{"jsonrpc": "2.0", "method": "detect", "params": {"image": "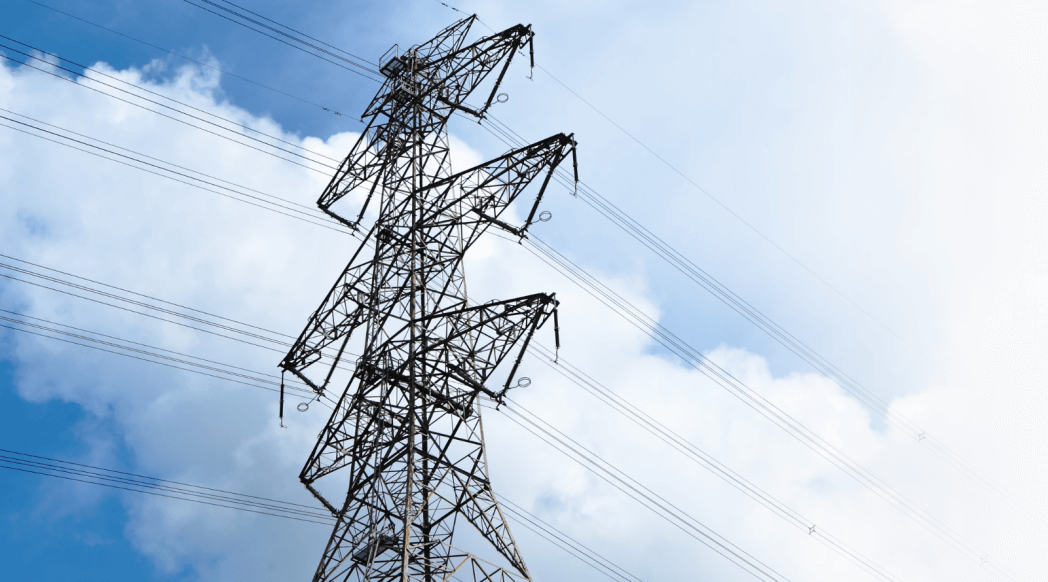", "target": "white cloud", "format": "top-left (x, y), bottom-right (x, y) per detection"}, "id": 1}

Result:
top-left (1, 2), bottom-right (1046, 581)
